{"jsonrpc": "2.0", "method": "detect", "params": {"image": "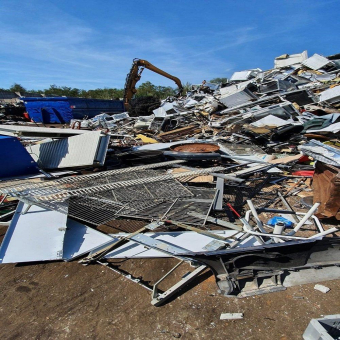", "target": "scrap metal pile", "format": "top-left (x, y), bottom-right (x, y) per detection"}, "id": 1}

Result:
top-left (0, 50), bottom-right (339, 306)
